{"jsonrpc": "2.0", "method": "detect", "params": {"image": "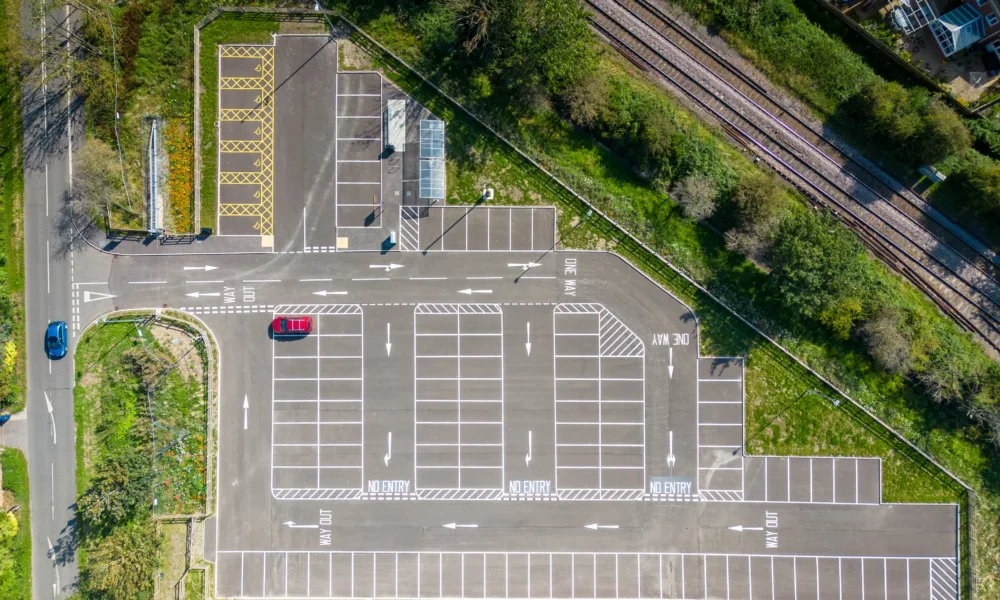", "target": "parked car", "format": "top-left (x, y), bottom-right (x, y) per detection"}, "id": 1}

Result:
top-left (46, 321), bottom-right (68, 358)
top-left (272, 315), bottom-right (313, 336)
top-left (0, 414), bottom-right (10, 426)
